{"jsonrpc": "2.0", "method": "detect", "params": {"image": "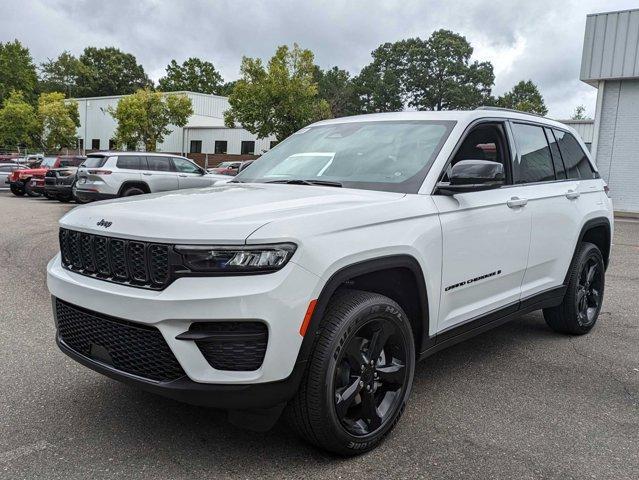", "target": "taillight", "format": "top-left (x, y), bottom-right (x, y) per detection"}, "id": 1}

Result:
top-left (604, 184), bottom-right (611, 198)
top-left (87, 170), bottom-right (112, 175)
